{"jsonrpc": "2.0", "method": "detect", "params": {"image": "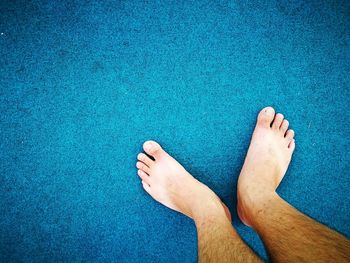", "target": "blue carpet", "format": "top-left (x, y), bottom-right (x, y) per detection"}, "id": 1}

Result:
top-left (1, 0), bottom-right (349, 262)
